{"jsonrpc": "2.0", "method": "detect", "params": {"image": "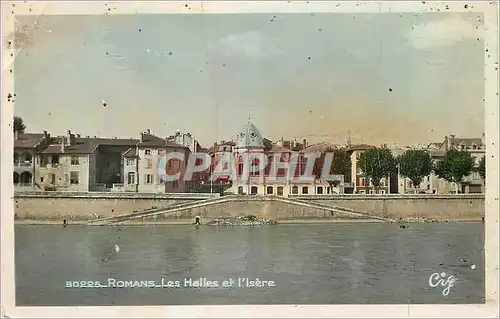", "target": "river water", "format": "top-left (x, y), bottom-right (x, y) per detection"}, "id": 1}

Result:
top-left (15, 222), bottom-right (484, 306)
